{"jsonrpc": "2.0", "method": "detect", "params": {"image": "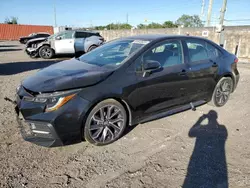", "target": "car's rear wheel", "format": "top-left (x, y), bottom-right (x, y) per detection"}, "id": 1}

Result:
top-left (209, 77), bottom-right (233, 107)
top-left (87, 45), bottom-right (97, 52)
top-left (39, 46), bottom-right (54, 59)
top-left (84, 99), bottom-right (127, 146)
